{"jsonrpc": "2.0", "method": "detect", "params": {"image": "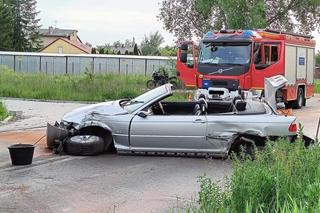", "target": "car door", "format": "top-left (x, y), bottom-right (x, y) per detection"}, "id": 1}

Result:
top-left (204, 115), bottom-right (237, 154)
top-left (129, 114), bottom-right (207, 151)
